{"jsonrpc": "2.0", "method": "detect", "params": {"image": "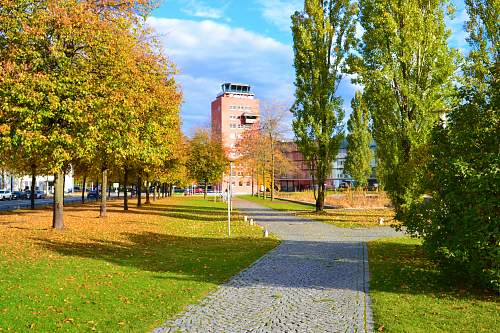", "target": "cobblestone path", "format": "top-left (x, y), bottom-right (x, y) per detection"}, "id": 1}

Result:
top-left (154, 198), bottom-right (401, 333)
